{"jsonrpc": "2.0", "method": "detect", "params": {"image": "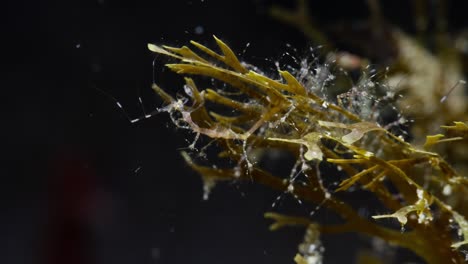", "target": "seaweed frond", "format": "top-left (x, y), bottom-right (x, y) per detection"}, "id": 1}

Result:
top-left (149, 36), bottom-right (467, 263)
